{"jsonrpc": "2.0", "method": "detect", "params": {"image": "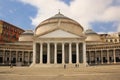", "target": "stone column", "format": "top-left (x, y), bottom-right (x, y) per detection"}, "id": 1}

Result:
top-left (76, 43), bottom-right (79, 64)
top-left (32, 42), bottom-right (36, 64)
top-left (113, 49), bottom-right (116, 64)
top-left (2, 50), bottom-right (5, 64)
top-left (101, 50), bottom-right (103, 64)
top-left (54, 43), bottom-right (57, 64)
top-left (47, 43), bottom-right (50, 64)
top-left (22, 51), bottom-right (24, 65)
top-left (89, 51), bottom-right (91, 64)
top-left (28, 51), bottom-right (30, 65)
top-left (107, 49), bottom-right (110, 64)
top-left (69, 43), bottom-right (72, 64)
top-left (83, 42), bottom-right (87, 65)
top-left (9, 50), bottom-right (11, 64)
top-left (40, 43), bottom-right (43, 64)
top-left (16, 51), bottom-right (18, 64)
top-left (95, 50), bottom-right (97, 64)
top-left (62, 43), bottom-right (65, 64)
